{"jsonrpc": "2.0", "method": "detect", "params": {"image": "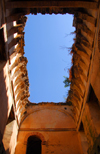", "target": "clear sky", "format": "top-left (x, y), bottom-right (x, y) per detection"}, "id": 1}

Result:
top-left (24, 13), bottom-right (75, 103)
